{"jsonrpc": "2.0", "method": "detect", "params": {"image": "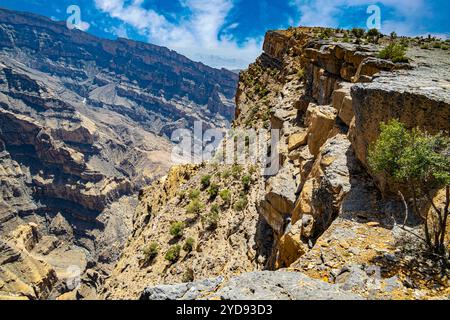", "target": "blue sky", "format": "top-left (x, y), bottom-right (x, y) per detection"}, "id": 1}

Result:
top-left (1, 0), bottom-right (449, 69)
